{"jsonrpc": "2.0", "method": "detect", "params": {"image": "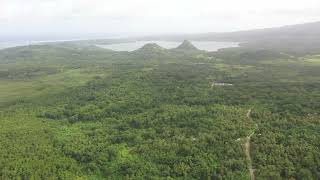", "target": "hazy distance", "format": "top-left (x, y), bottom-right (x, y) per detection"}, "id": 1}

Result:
top-left (1, 0), bottom-right (320, 40)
